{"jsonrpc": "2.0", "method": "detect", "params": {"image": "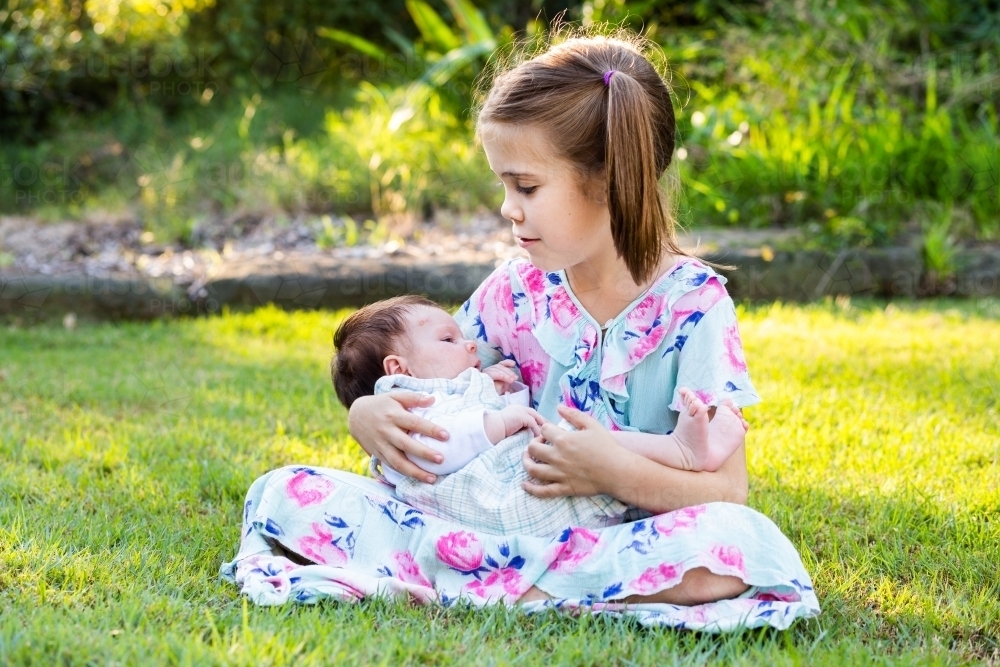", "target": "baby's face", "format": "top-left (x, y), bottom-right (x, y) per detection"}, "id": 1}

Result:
top-left (396, 305), bottom-right (481, 380)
